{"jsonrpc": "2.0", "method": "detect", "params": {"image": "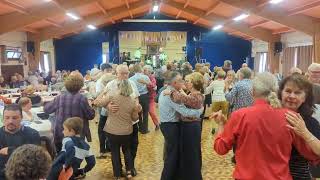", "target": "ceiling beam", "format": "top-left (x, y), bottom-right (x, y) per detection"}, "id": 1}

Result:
top-left (272, 27), bottom-right (294, 34)
top-left (193, 17), bottom-right (201, 24)
top-left (250, 20), bottom-right (269, 28)
top-left (219, 0), bottom-right (316, 36)
top-left (257, 0), bottom-right (269, 8)
top-left (205, 1), bottom-right (220, 16)
top-left (194, 1), bottom-right (220, 24)
top-left (164, 0), bottom-right (279, 42)
top-left (123, 0), bottom-right (134, 18)
top-left (45, 19), bottom-right (62, 28)
top-left (37, 0), bottom-right (151, 41)
top-left (0, 0), bottom-right (101, 35)
top-left (288, 1), bottom-right (320, 16)
top-left (184, 0), bottom-right (192, 8)
top-left (0, 0), bottom-right (29, 14)
top-left (176, 10), bottom-right (182, 19)
top-left (23, 27), bottom-right (39, 34)
top-left (95, 1), bottom-right (107, 15)
top-left (95, 1), bottom-right (115, 24)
